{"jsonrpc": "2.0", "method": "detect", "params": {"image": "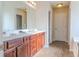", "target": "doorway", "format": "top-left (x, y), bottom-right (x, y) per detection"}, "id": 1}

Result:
top-left (53, 6), bottom-right (69, 42)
